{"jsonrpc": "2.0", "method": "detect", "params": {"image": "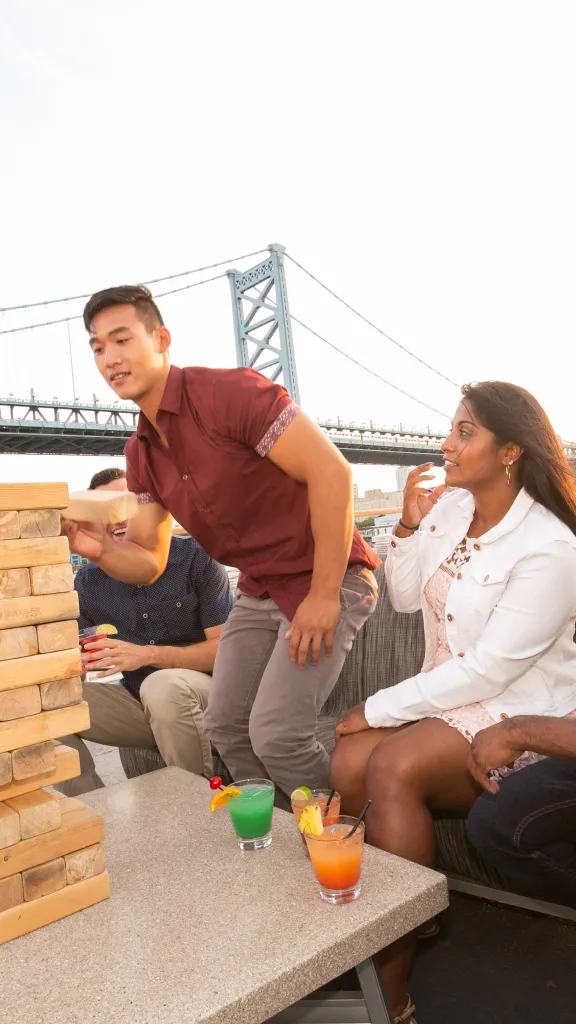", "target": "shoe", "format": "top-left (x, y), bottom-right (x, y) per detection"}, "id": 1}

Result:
top-left (416, 916), bottom-right (440, 940)
top-left (394, 996), bottom-right (416, 1023)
